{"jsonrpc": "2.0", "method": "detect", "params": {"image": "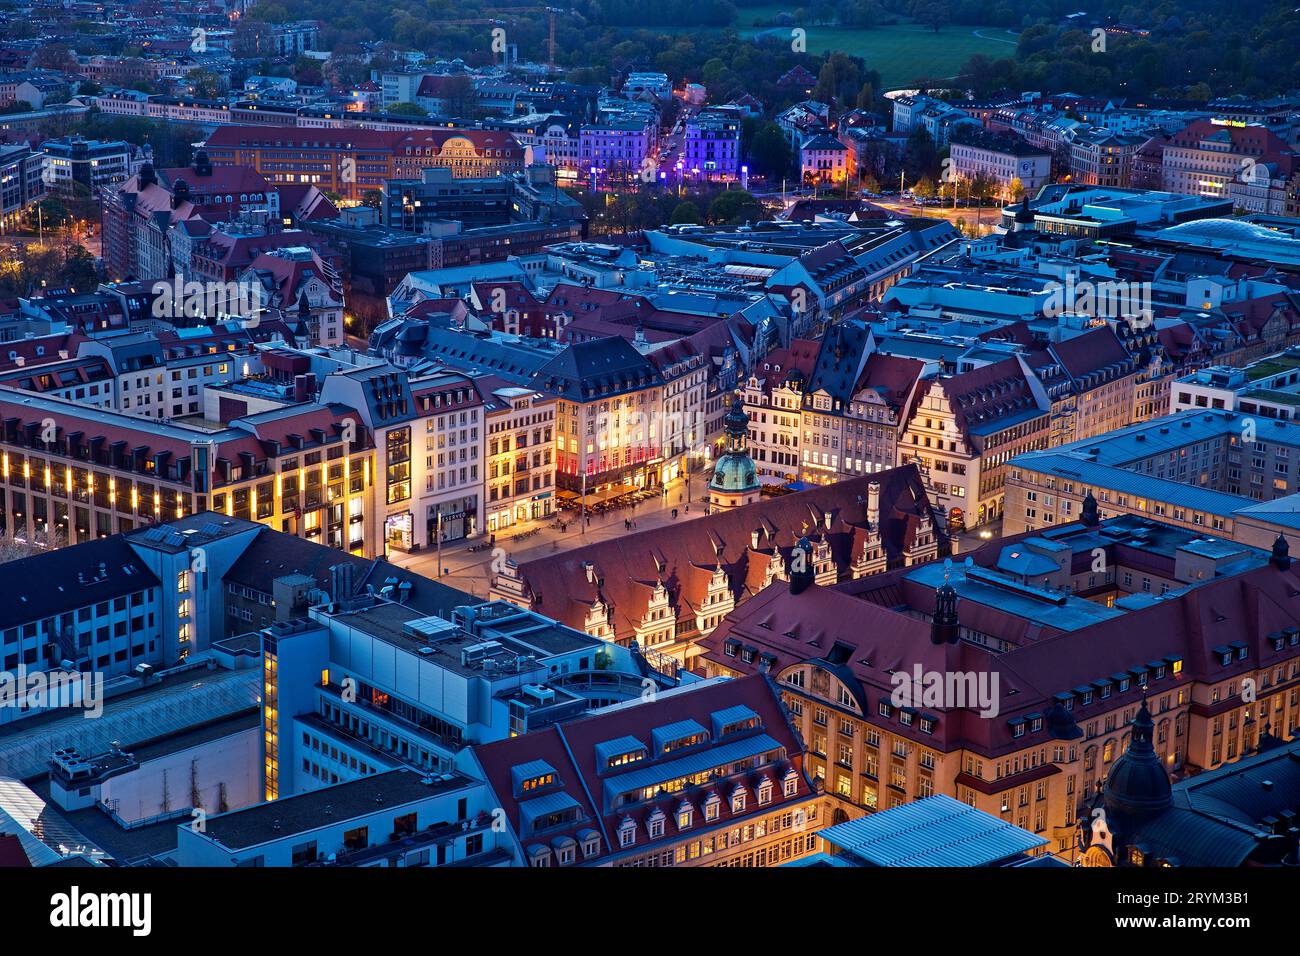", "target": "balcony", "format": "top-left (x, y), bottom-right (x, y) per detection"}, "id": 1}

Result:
top-left (309, 813), bottom-right (496, 867)
top-left (320, 681), bottom-right (464, 753)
